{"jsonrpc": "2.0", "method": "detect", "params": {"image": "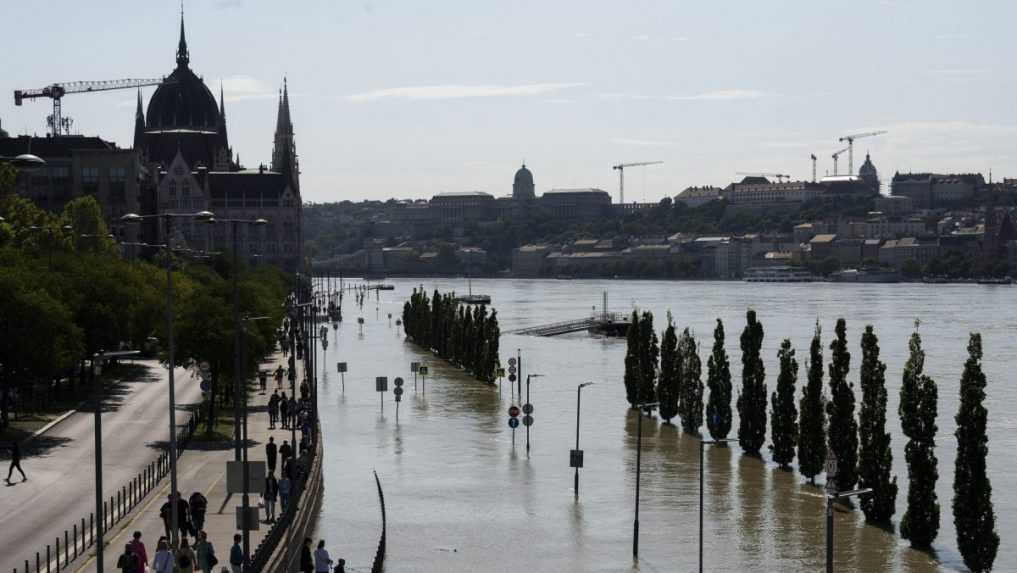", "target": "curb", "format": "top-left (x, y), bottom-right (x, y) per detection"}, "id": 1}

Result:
top-left (26, 402), bottom-right (85, 442)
